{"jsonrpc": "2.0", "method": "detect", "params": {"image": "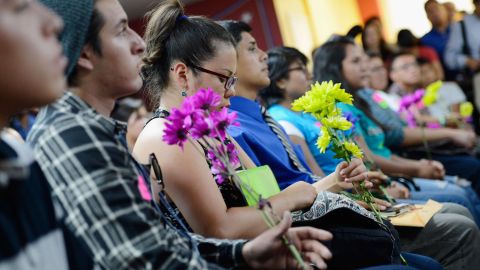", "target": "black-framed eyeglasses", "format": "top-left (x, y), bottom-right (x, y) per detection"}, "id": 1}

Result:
top-left (288, 66), bottom-right (308, 74)
top-left (190, 64), bottom-right (238, 93)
